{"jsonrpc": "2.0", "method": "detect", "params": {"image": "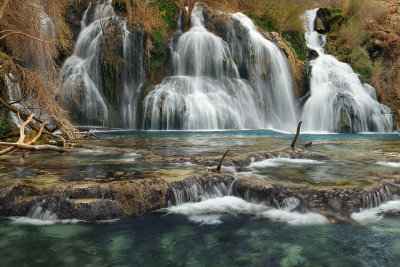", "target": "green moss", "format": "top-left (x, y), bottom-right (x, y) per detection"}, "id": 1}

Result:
top-left (349, 47), bottom-right (373, 83)
top-left (152, 30), bottom-right (165, 54)
top-left (153, 0), bottom-right (178, 32)
top-left (329, 13), bottom-right (343, 31)
top-left (282, 31), bottom-right (307, 61)
top-left (246, 12), bottom-right (279, 33)
top-left (150, 52), bottom-right (167, 70)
